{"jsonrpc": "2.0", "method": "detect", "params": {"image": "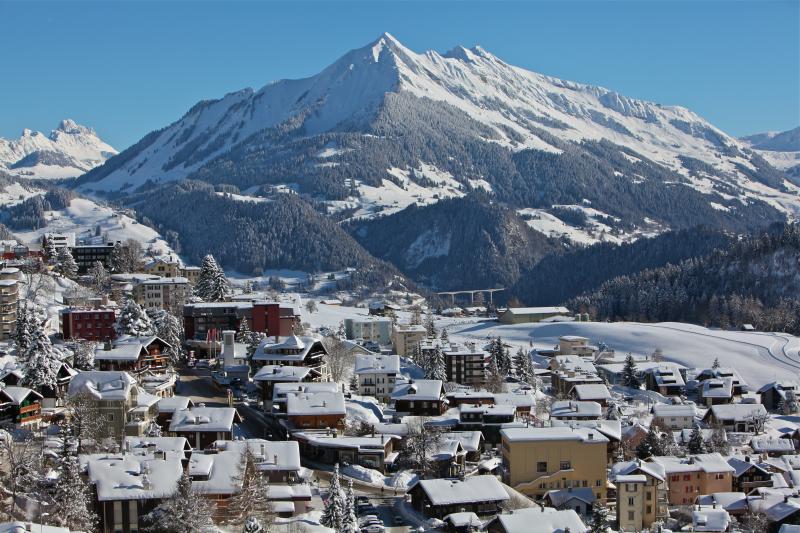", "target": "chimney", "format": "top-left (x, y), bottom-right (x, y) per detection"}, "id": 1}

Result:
top-left (274, 454), bottom-right (278, 465)
top-left (260, 444), bottom-right (265, 458)
top-left (104, 339), bottom-right (113, 351)
top-left (222, 330), bottom-right (236, 365)
top-left (142, 472), bottom-right (152, 490)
